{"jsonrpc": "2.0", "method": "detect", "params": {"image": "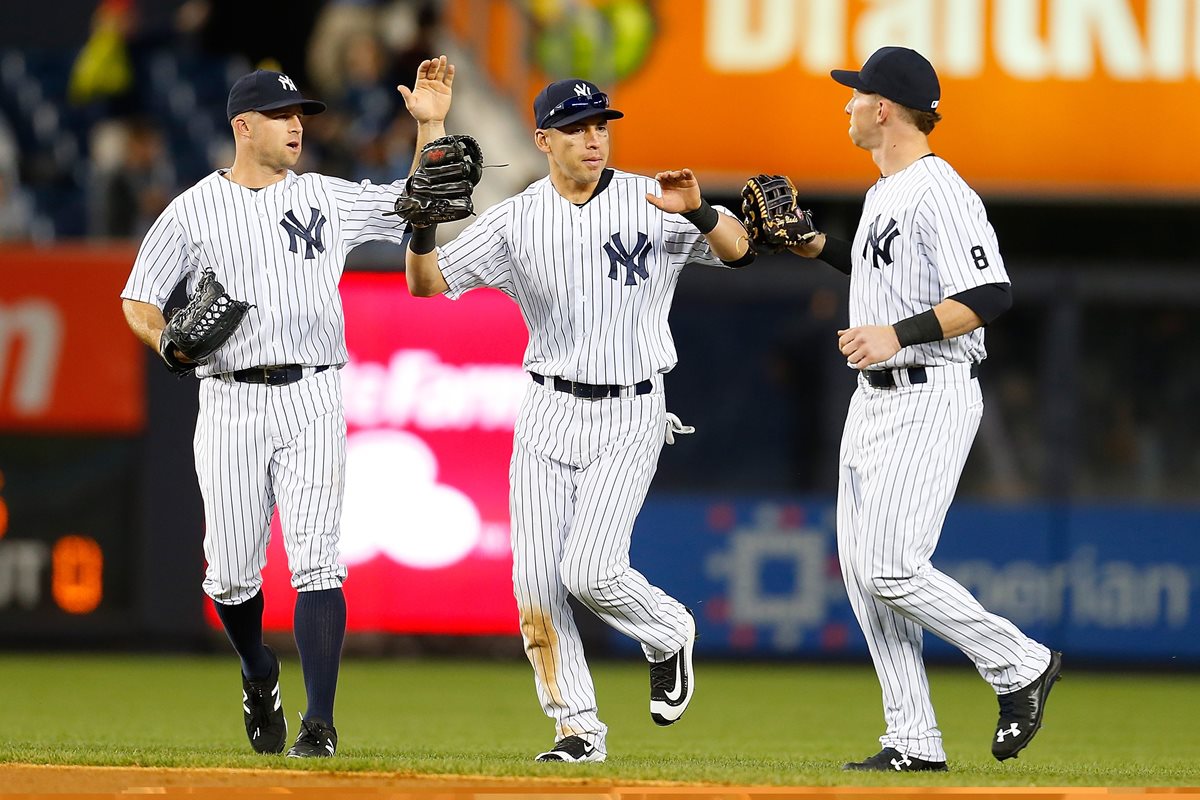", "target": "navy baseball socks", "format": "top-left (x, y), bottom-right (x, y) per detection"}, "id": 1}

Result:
top-left (288, 587), bottom-right (346, 757)
top-left (213, 591), bottom-right (275, 680)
